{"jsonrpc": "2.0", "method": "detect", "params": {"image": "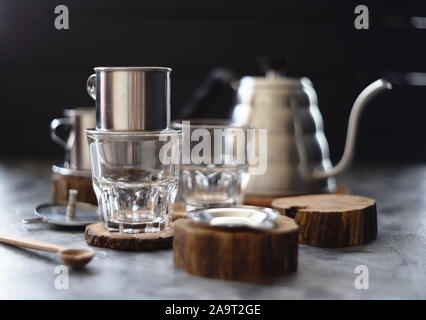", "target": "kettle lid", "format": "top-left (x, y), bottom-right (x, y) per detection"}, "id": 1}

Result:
top-left (243, 55), bottom-right (310, 89)
top-left (239, 74), bottom-right (308, 89)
